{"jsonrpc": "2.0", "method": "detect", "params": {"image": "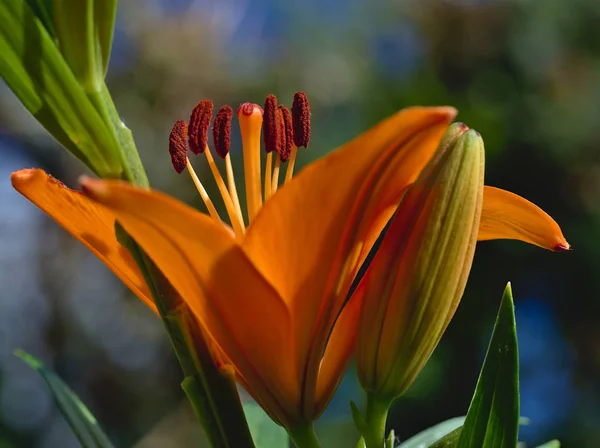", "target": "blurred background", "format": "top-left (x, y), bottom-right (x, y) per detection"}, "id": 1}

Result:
top-left (0, 0), bottom-right (597, 446)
